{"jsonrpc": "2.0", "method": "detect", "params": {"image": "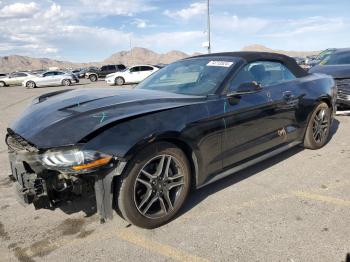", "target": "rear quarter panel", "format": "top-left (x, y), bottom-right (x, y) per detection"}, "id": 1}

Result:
top-left (295, 73), bottom-right (336, 132)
